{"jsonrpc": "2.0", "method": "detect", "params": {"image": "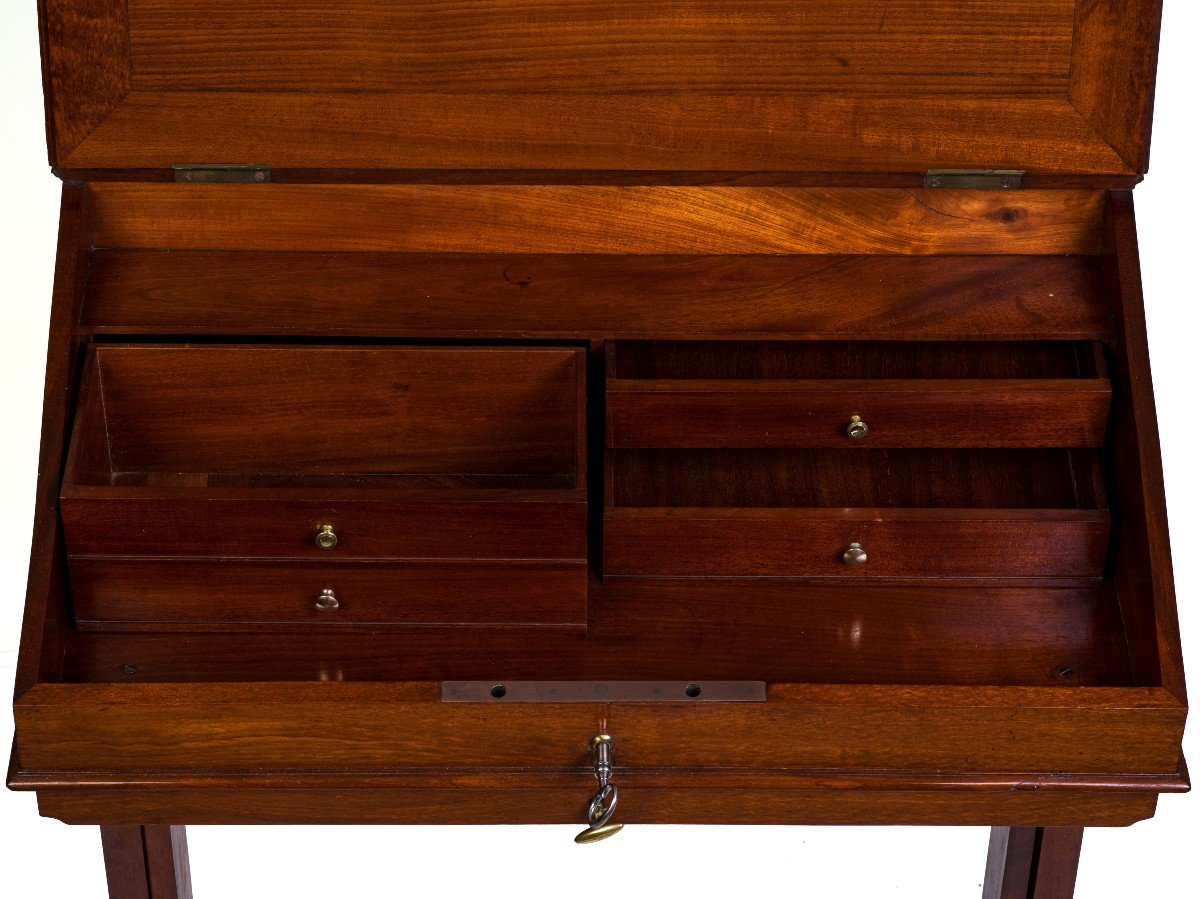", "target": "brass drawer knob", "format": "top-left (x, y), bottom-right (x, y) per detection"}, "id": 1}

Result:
top-left (842, 542), bottom-right (868, 566)
top-left (315, 524), bottom-right (338, 549)
top-left (314, 588), bottom-right (339, 611)
top-left (846, 415), bottom-right (869, 439)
